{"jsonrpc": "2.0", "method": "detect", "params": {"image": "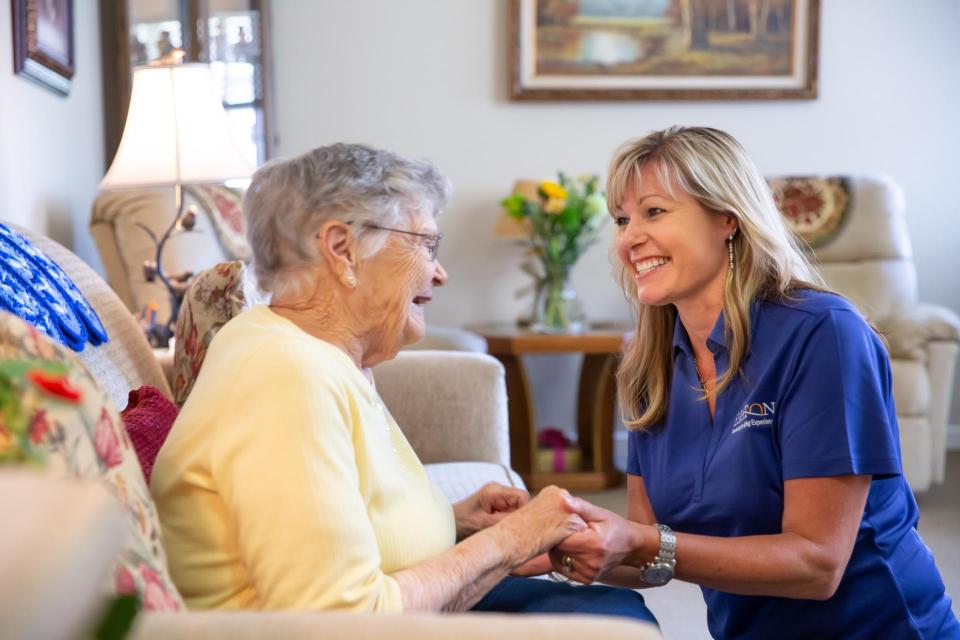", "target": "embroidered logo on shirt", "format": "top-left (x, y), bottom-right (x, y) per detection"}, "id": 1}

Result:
top-left (731, 402), bottom-right (776, 434)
